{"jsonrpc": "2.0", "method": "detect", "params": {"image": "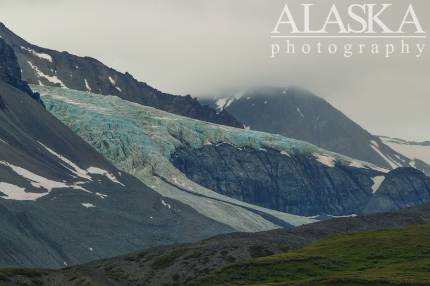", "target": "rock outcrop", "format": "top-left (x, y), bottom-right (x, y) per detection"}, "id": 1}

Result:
top-left (172, 144), bottom-right (430, 216)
